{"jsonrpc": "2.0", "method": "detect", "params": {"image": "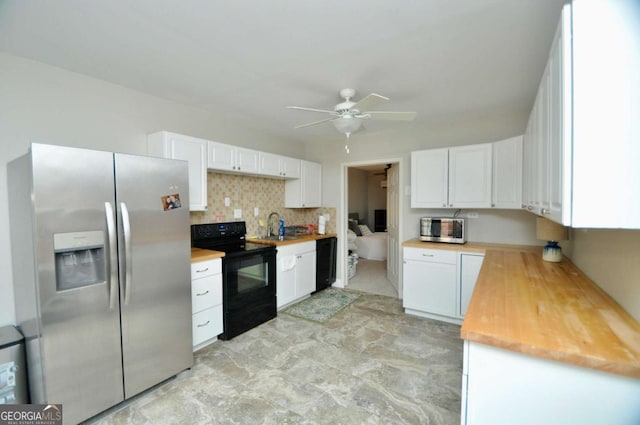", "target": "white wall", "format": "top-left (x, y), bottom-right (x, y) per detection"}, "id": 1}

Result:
top-left (347, 168), bottom-right (368, 223)
top-left (367, 174), bottom-right (387, 230)
top-left (564, 230), bottom-right (640, 322)
top-left (0, 53), bottom-right (304, 327)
